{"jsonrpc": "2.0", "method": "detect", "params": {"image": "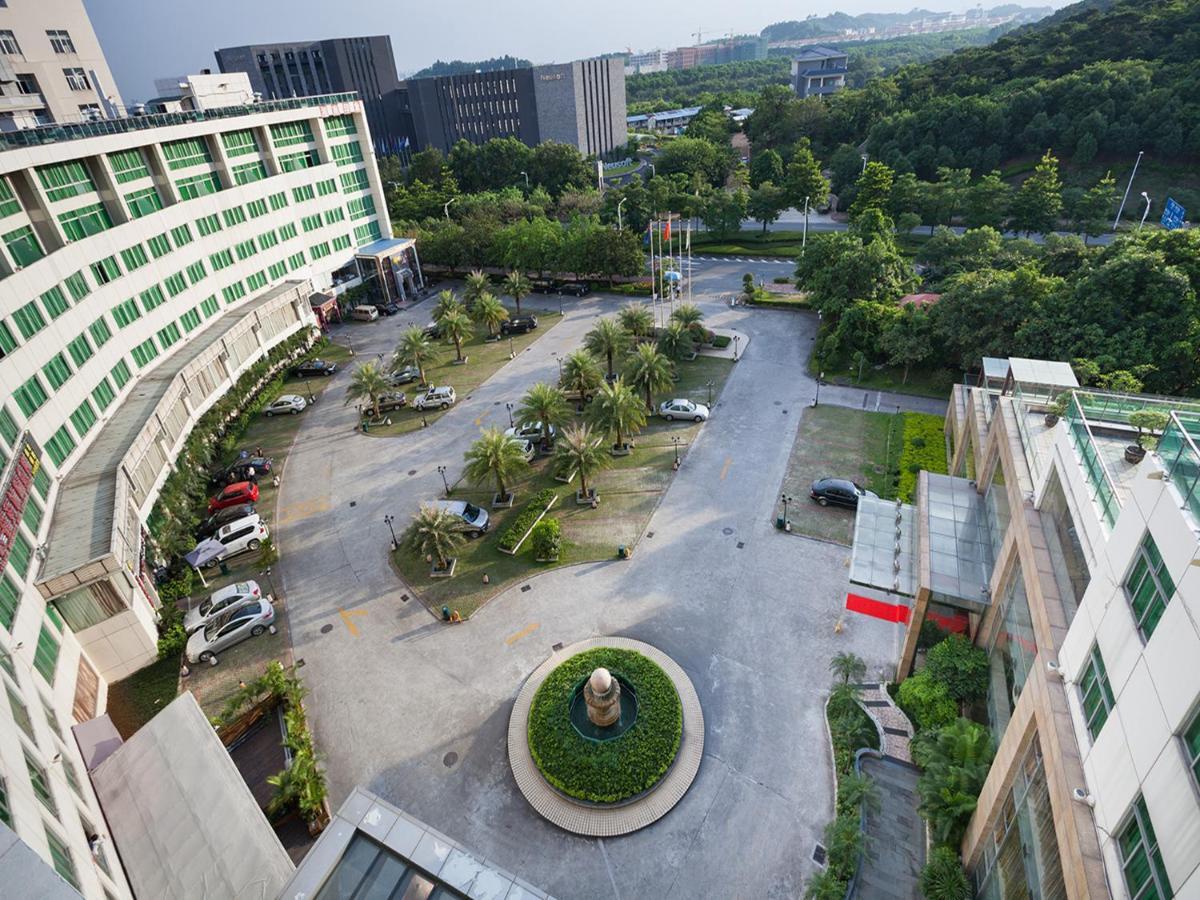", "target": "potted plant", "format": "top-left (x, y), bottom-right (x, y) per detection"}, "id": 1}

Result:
top-left (1125, 410), bottom-right (1170, 464)
top-left (1044, 394), bottom-right (1070, 428)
